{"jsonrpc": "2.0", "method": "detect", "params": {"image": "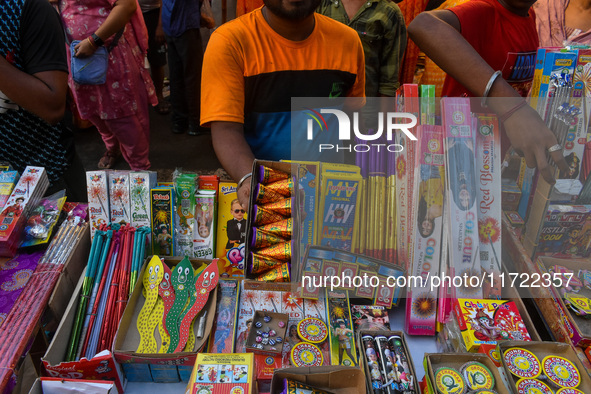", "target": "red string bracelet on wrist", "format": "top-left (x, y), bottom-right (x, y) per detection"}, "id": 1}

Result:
top-left (498, 100), bottom-right (528, 124)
